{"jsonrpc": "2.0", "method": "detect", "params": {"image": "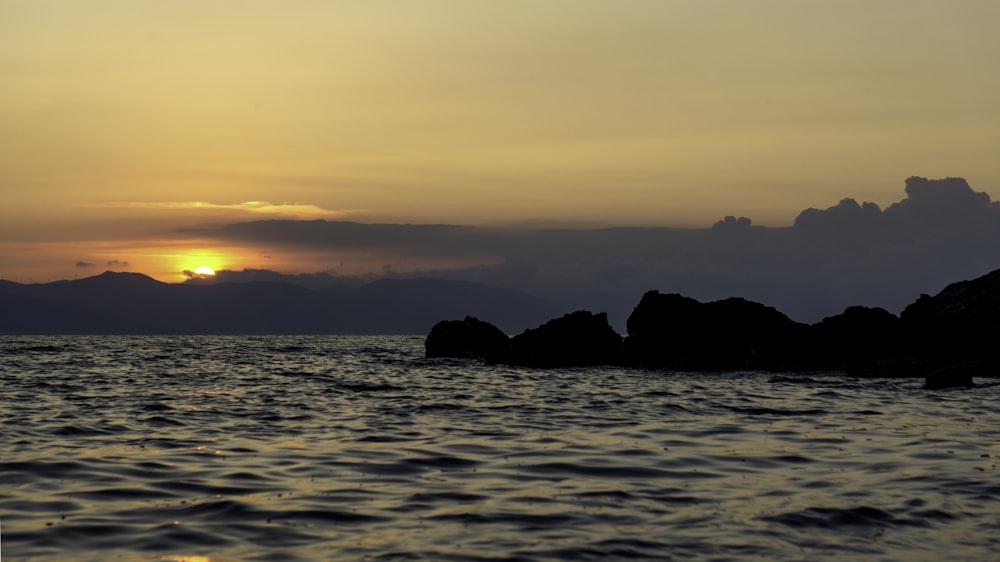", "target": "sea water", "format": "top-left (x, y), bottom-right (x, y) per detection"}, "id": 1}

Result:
top-left (1, 335), bottom-right (997, 561)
